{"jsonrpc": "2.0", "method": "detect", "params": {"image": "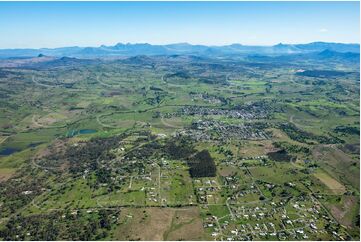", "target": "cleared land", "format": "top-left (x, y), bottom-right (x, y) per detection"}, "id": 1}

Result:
top-left (0, 51), bottom-right (359, 240)
top-left (313, 170), bottom-right (346, 195)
